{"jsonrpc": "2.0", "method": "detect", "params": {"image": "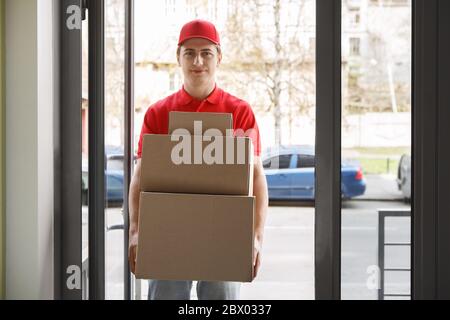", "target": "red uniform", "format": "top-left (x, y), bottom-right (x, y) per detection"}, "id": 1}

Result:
top-left (137, 85), bottom-right (261, 158)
